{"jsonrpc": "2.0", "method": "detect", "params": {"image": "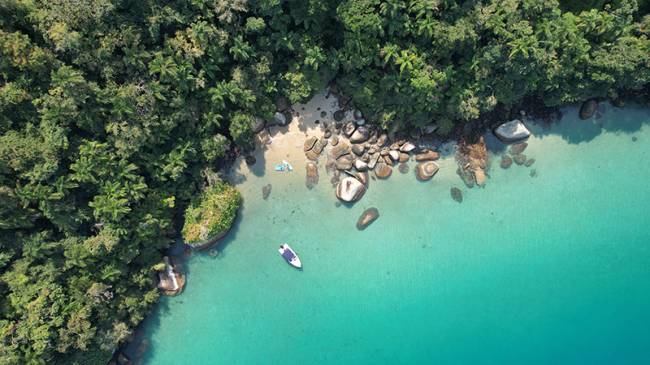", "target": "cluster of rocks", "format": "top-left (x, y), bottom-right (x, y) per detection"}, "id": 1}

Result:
top-left (500, 142), bottom-right (536, 170)
top-left (302, 111), bottom-right (442, 203)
